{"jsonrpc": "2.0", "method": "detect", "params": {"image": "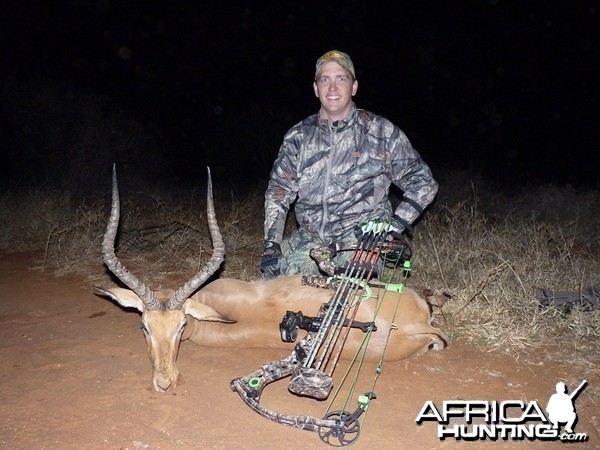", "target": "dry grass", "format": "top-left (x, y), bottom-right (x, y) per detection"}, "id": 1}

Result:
top-left (1, 175), bottom-right (598, 376)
